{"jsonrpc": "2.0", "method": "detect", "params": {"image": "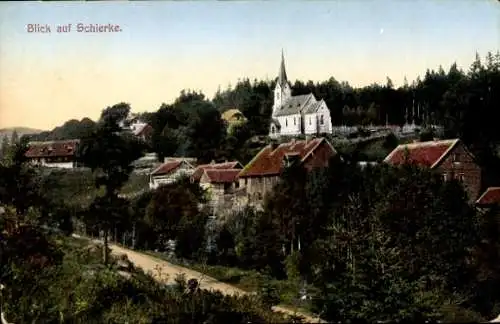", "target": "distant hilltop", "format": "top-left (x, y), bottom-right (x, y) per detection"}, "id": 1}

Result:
top-left (0, 127), bottom-right (45, 140)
